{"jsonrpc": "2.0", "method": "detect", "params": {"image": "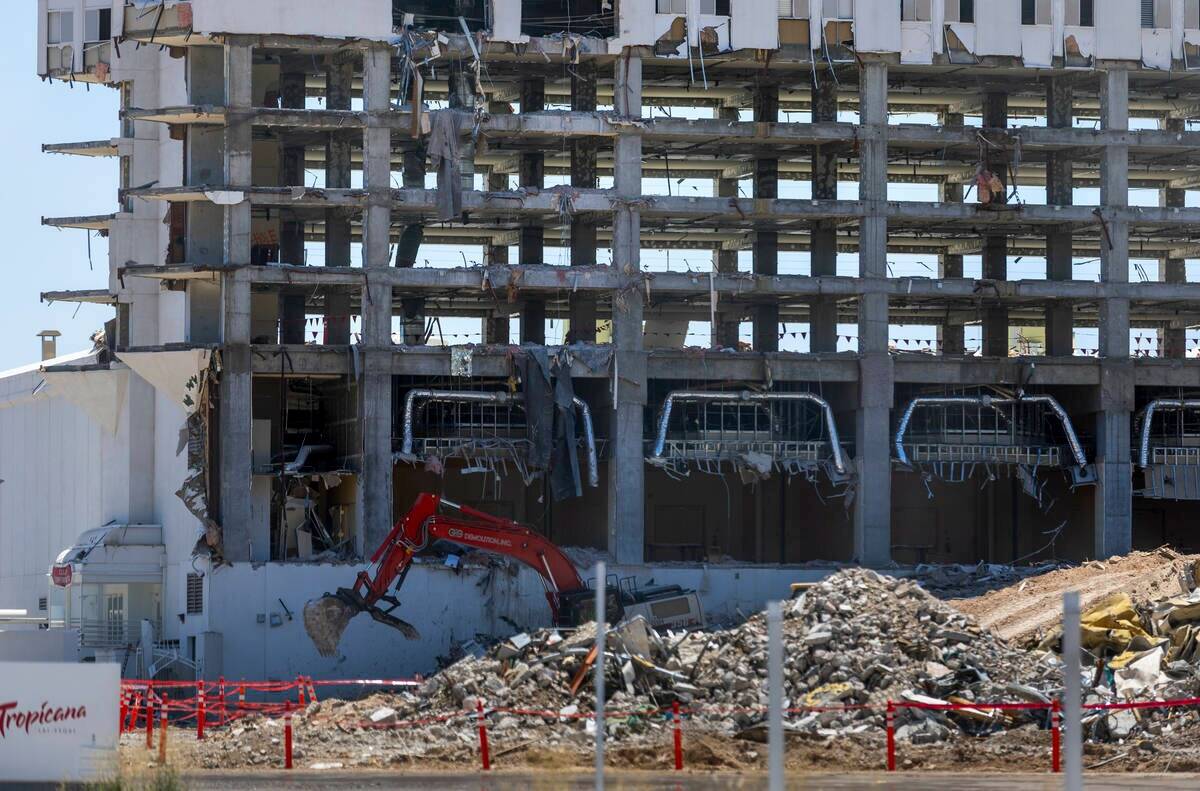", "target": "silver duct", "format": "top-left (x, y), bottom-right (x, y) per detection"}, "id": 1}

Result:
top-left (1137, 399), bottom-right (1200, 468)
top-left (894, 394), bottom-right (1088, 469)
top-left (400, 389), bottom-right (599, 488)
top-left (649, 390), bottom-right (847, 474)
